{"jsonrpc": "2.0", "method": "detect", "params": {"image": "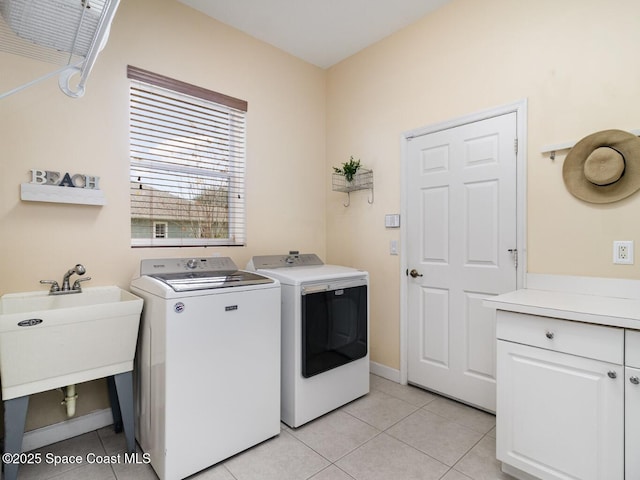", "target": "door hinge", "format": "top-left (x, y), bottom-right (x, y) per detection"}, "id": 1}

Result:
top-left (514, 138), bottom-right (518, 155)
top-left (508, 248), bottom-right (518, 268)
